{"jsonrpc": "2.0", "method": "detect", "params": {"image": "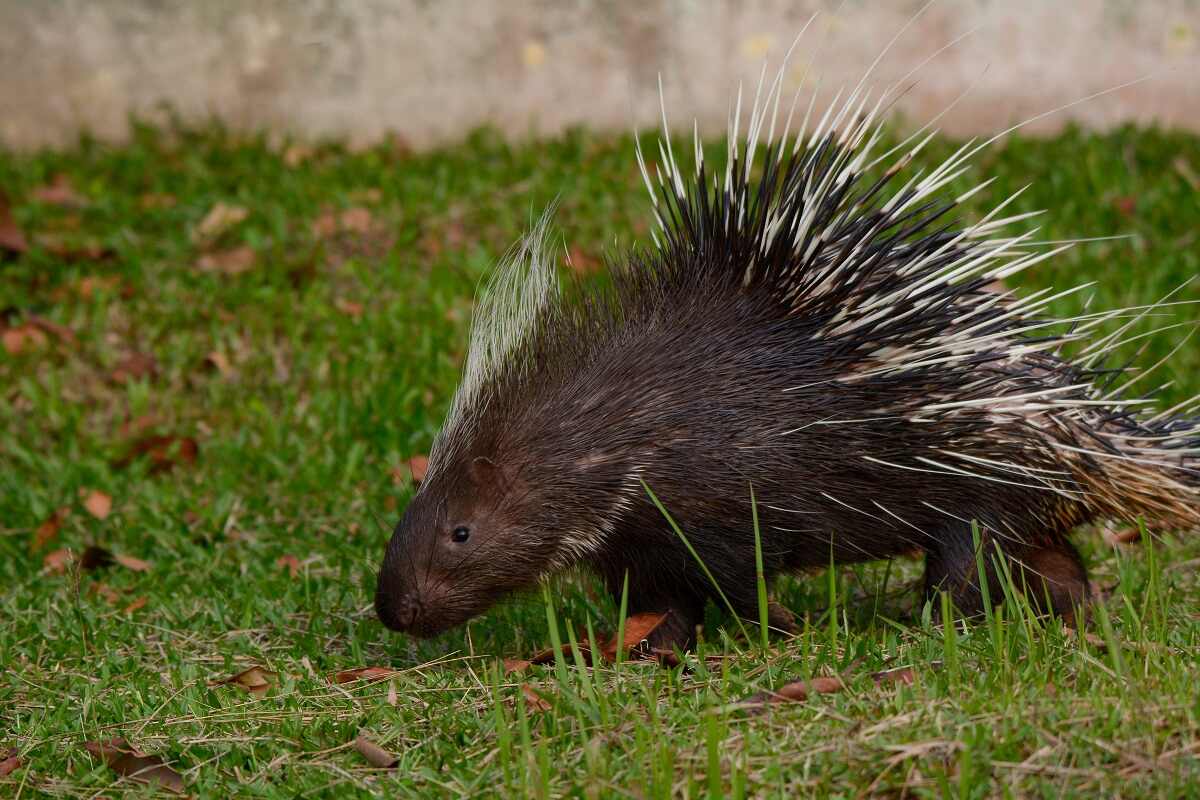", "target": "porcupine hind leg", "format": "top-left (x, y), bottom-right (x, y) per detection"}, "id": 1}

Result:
top-left (922, 525), bottom-right (1089, 623)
